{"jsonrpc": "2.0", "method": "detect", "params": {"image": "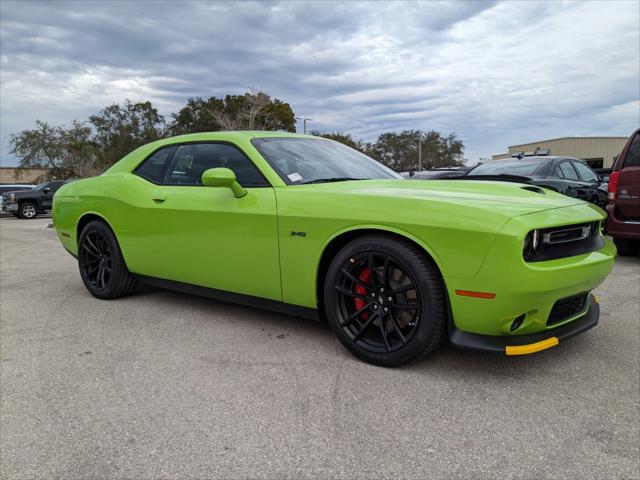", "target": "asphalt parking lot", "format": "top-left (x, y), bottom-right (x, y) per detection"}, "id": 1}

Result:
top-left (1, 217), bottom-right (638, 479)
